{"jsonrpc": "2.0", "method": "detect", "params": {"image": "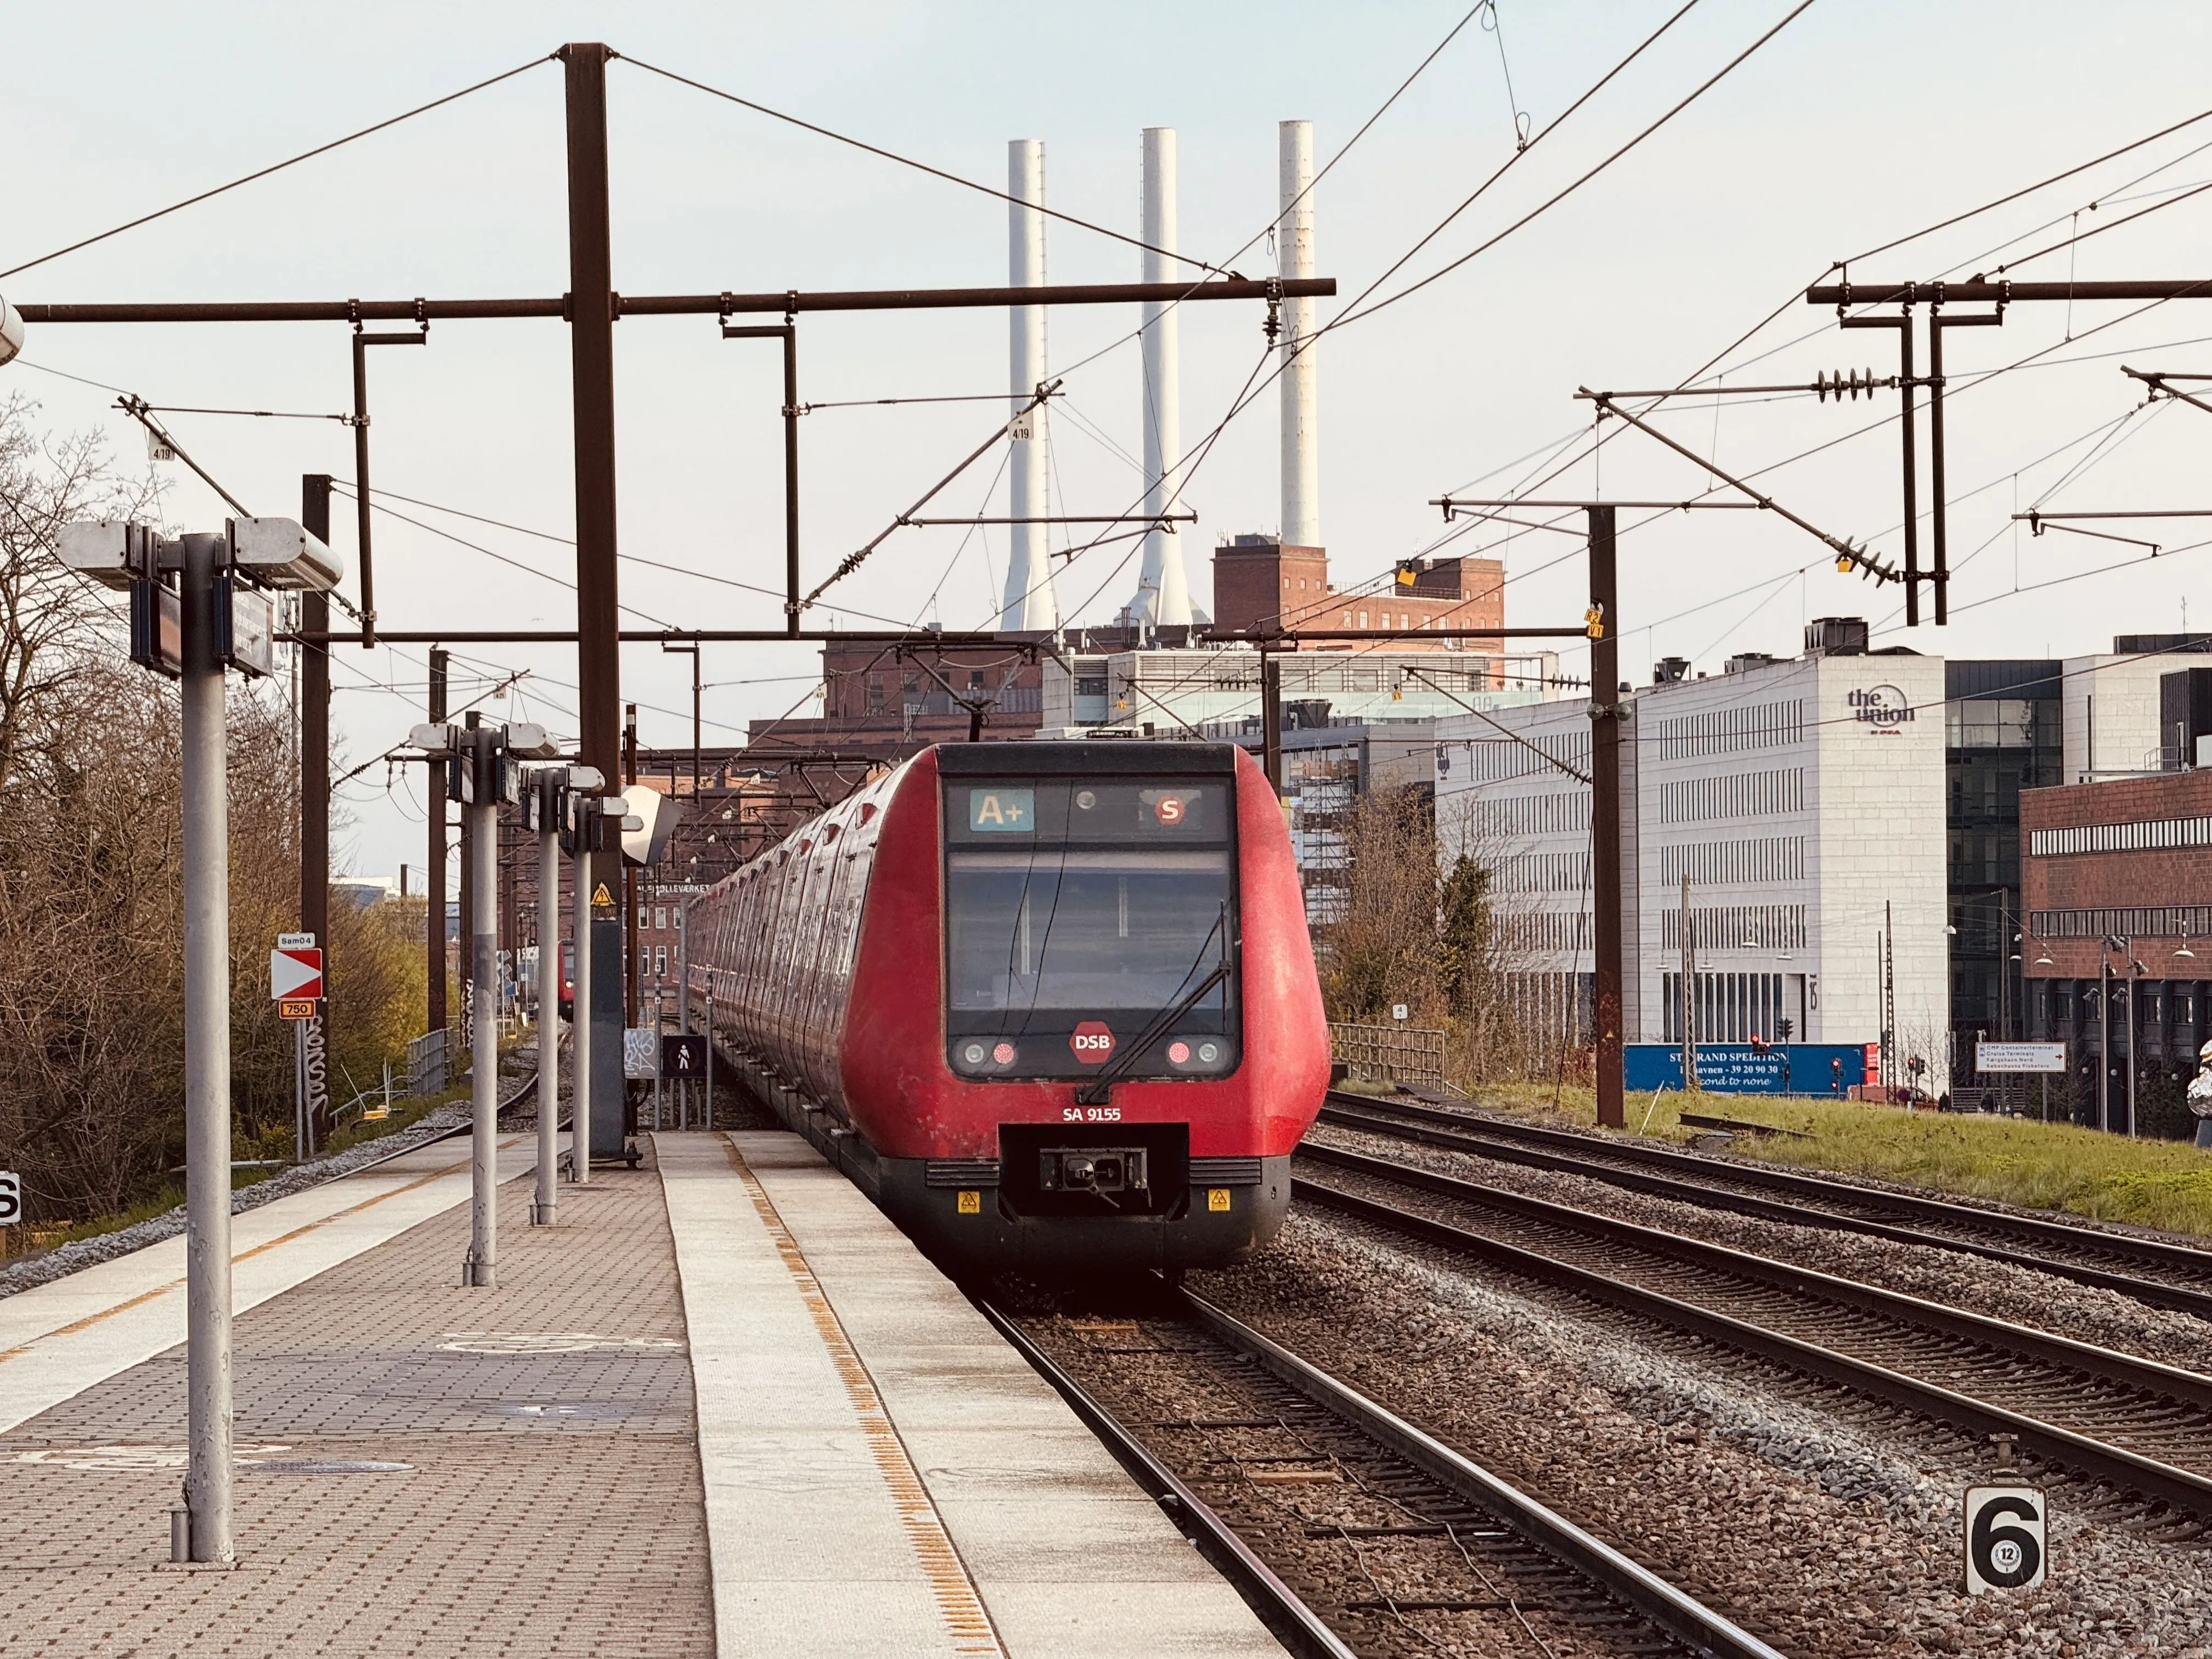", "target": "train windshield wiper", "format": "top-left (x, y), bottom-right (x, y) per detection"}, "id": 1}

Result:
top-left (1073, 906), bottom-right (1229, 1105)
